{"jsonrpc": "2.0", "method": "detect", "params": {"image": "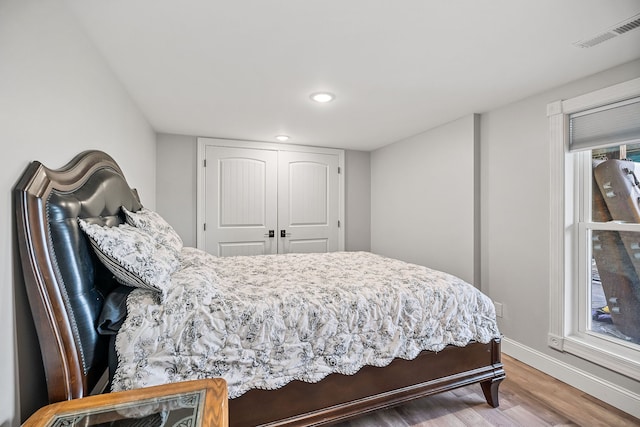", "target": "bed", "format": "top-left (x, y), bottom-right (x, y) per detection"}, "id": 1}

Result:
top-left (15, 150), bottom-right (504, 426)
